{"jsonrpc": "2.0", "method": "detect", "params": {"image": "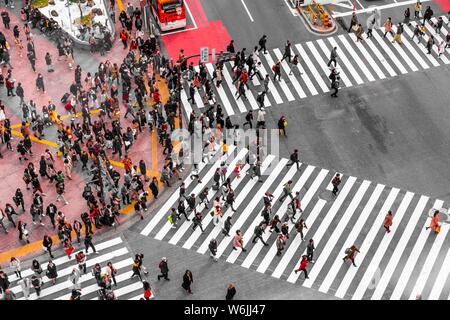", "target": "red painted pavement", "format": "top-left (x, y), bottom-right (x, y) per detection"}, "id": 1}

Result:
top-left (161, 0), bottom-right (232, 63)
top-left (434, 0), bottom-right (450, 10)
